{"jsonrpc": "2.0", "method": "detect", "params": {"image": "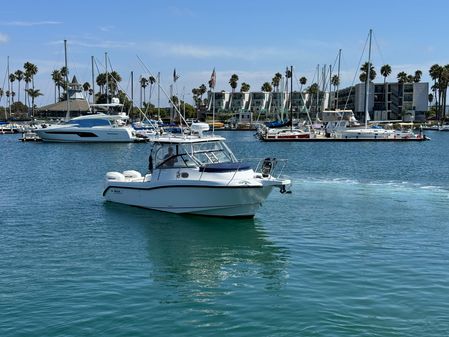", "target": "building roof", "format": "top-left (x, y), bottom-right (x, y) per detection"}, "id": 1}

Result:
top-left (37, 99), bottom-right (90, 112)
